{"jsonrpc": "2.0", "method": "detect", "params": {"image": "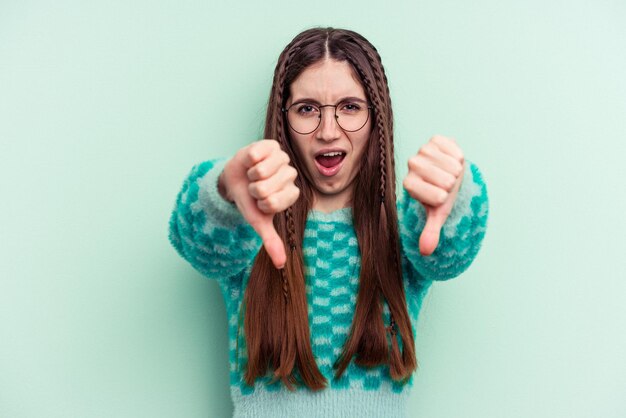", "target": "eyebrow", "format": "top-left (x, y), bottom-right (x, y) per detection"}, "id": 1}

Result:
top-left (290, 96), bottom-right (368, 105)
